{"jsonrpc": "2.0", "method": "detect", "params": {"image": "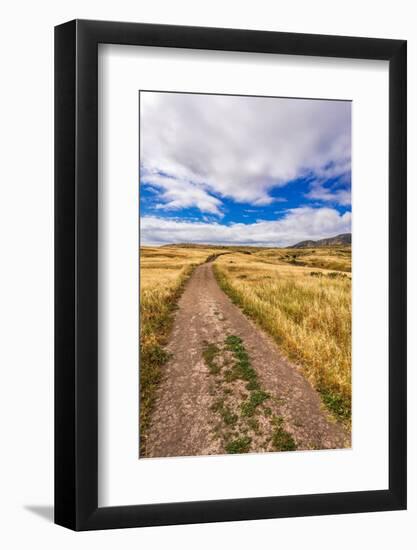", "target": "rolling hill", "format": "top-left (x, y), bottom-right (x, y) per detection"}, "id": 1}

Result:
top-left (290, 233), bottom-right (351, 248)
